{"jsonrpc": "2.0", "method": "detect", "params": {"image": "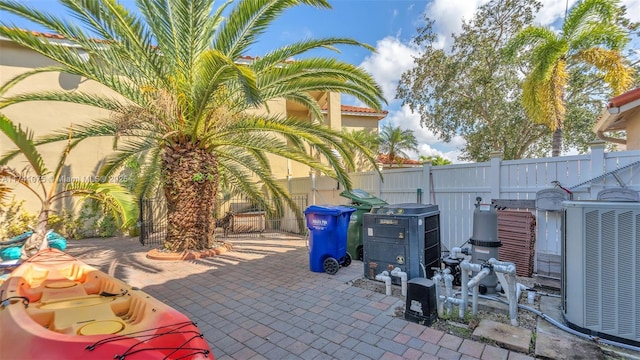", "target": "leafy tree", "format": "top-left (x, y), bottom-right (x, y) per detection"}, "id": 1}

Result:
top-left (378, 125), bottom-right (417, 167)
top-left (505, 0), bottom-right (636, 156)
top-left (0, 0), bottom-right (384, 252)
top-left (0, 114), bottom-right (136, 259)
top-left (397, 0), bottom-right (548, 162)
top-left (419, 155), bottom-right (451, 166)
